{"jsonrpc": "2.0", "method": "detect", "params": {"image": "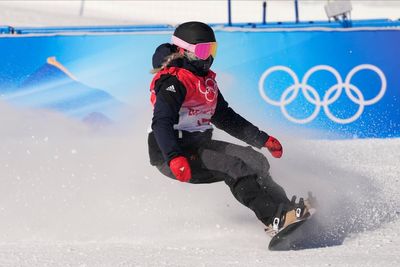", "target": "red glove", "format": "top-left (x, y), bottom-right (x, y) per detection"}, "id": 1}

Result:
top-left (264, 136), bottom-right (283, 158)
top-left (169, 156), bottom-right (192, 182)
